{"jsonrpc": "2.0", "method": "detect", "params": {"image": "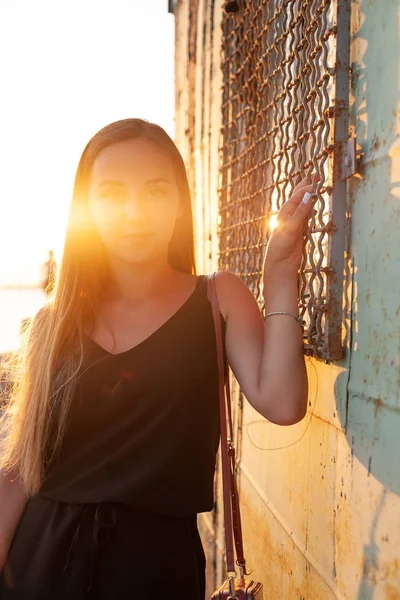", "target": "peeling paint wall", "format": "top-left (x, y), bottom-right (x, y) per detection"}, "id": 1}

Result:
top-left (173, 1), bottom-right (400, 597)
